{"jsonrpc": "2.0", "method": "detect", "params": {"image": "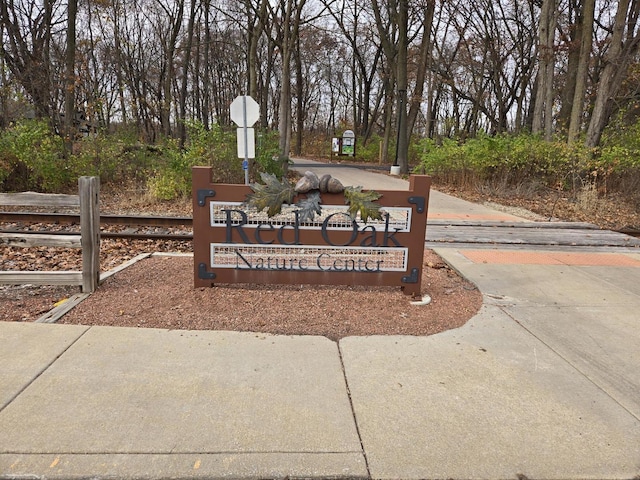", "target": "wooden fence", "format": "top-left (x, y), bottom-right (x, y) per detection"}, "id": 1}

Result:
top-left (0, 177), bottom-right (100, 293)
